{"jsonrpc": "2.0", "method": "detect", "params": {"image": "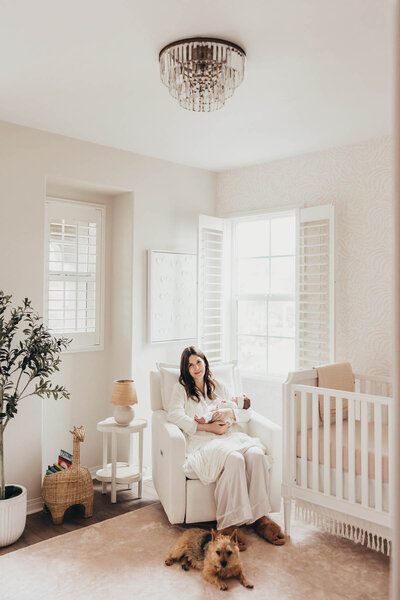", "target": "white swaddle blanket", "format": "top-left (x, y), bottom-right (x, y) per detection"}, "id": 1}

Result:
top-left (183, 429), bottom-right (266, 485)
